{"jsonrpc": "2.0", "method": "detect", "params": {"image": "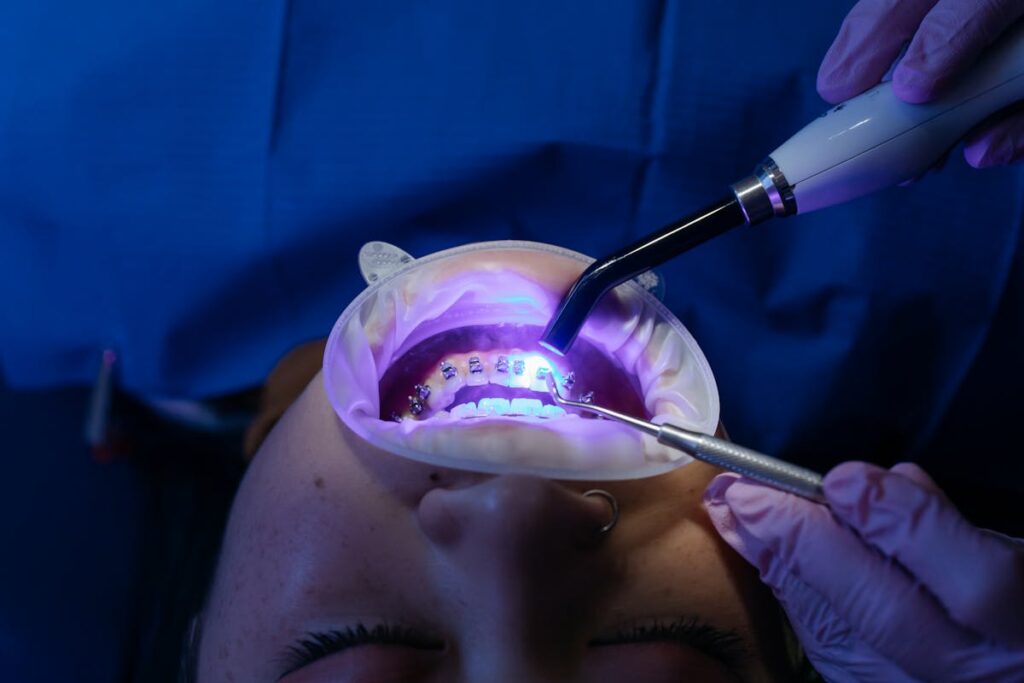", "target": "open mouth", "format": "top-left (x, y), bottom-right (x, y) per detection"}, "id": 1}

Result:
top-left (378, 324), bottom-right (648, 423)
top-left (323, 241), bottom-right (719, 479)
